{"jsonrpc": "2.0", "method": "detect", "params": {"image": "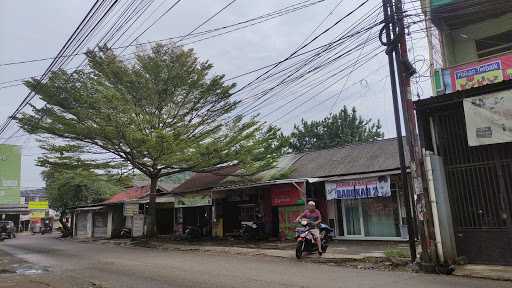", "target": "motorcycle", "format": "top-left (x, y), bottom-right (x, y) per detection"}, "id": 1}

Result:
top-left (295, 219), bottom-right (333, 259)
top-left (40, 225), bottom-right (53, 235)
top-left (240, 214), bottom-right (266, 241)
top-left (0, 224), bottom-right (11, 241)
top-left (184, 225), bottom-right (202, 241)
top-left (120, 227), bottom-right (132, 238)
